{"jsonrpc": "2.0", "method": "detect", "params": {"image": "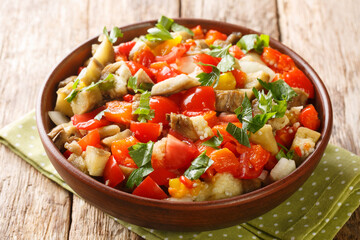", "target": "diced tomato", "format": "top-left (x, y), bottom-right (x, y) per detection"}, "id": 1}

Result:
top-left (63, 150), bottom-right (72, 159)
top-left (149, 96), bottom-right (179, 125)
top-left (180, 86), bottom-right (216, 113)
top-left (168, 129), bottom-right (195, 144)
top-left (71, 106), bottom-right (111, 130)
top-left (231, 69), bottom-right (247, 88)
top-left (299, 104), bottom-right (320, 130)
top-left (123, 94), bottom-right (134, 102)
top-left (132, 176), bottom-right (168, 199)
top-left (275, 126), bottom-right (297, 149)
top-left (148, 168), bottom-right (177, 186)
top-left (210, 148), bottom-right (241, 177)
top-left (205, 30), bottom-right (227, 45)
top-left (191, 25), bottom-right (205, 39)
top-left (130, 122), bottom-right (162, 143)
top-left (115, 41), bottom-right (136, 57)
top-left (180, 176), bottom-right (195, 188)
top-left (133, 47), bottom-right (155, 68)
top-left (125, 61), bottom-right (155, 81)
top-left (222, 141), bottom-right (238, 156)
top-left (156, 65), bottom-right (181, 82)
top-left (111, 136), bottom-right (139, 168)
top-left (193, 54), bottom-right (221, 73)
top-left (164, 134), bottom-right (198, 170)
top-left (103, 155), bottom-right (125, 188)
top-left (238, 144), bottom-right (270, 179)
top-left (77, 129), bottom-right (101, 151)
top-left (261, 47), bottom-right (296, 73)
top-left (229, 45), bottom-right (245, 59)
top-left (104, 101), bottom-right (133, 125)
top-left (264, 155), bottom-right (278, 171)
top-left (277, 68), bottom-right (314, 98)
top-left (294, 146), bottom-right (302, 157)
top-left (155, 44), bottom-right (188, 63)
